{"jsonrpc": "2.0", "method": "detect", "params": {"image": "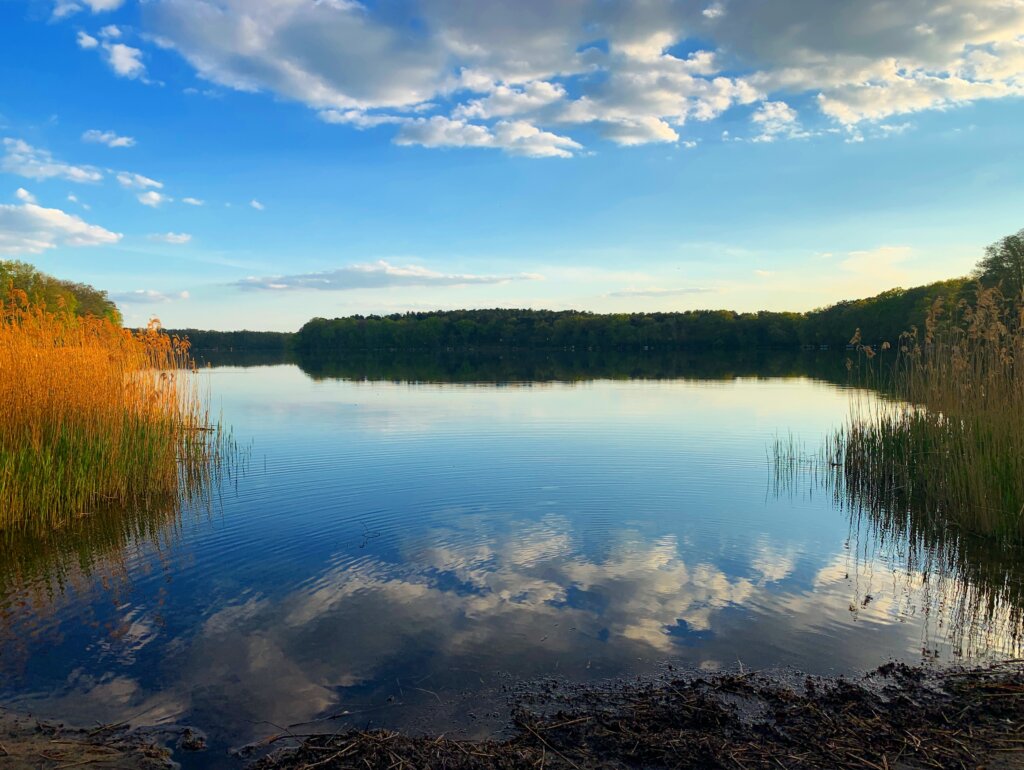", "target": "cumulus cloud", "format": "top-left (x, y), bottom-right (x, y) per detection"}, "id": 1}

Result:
top-left (76, 30), bottom-right (99, 49)
top-left (103, 43), bottom-right (147, 79)
top-left (133, 0), bottom-right (1024, 153)
top-left (600, 117), bottom-right (679, 146)
top-left (110, 289), bottom-right (189, 304)
top-left (396, 117), bottom-right (581, 158)
top-left (149, 232), bottom-right (191, 244)
top-left (82, 129), bottom-right (136, 148)
top-left (750, 100), bottom-right (808, 142)
top-left (137, 191), bottom-right (168, 207)
top-left (249, 199), bottom-right (265, 210)
top-left (1, 138), bottom-right (102, 183)
top-left (235, 260), bottom-right (544, 291)
top-left (181, 197), bottom-right (204, 206)
top-left (0, 200), bottom-right (121, 255)
top-left (452, 81), bottom-right (567, 120)
top-left (14, 188), bottom-right (36, 204)
top-left (78, 28), bottom-right (148, 80)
